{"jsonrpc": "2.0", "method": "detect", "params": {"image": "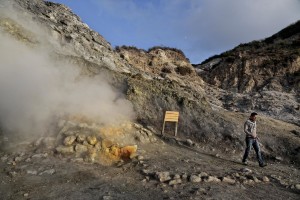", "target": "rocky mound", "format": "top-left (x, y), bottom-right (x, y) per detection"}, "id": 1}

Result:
top-left (116, 46), bottom-right (195, 77)
top-left (195, 20), bottom-right (300, 94)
